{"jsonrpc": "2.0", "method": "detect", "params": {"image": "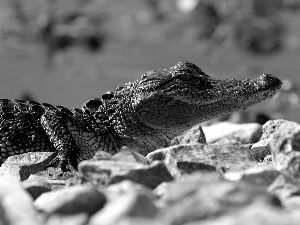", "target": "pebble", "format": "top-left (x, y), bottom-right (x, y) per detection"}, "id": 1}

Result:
top-left (1, 119), bottom-right (300, 224)
top-left (156, 172), bottom-right (281, 225)
top-left (89, 191), bottom-right (158, 225)
top-left (170, 124), bottom-right (206, 145)
top-left (147, 142), bottom-right (257, 178)
top-left (78, 160), bottom-right (173, 188)
top-left (34, 185), bottom-right (106, 215)
top-left (21, 176), bottom-right (52, 199)
top-left (0, 176), bottom-right (45, 225)
top-left (112, 146), bottom-right (149, 164)
top-left (251, 119), bottom-right (286, 160)
top-left (0, 152), bottom-right (56, 180)
top-left (202, 122), bottom-right (262, 144)
top-left (269, 120), bottom-right (300, 179)
top-left (224, 165), bottom-right (280, 188)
